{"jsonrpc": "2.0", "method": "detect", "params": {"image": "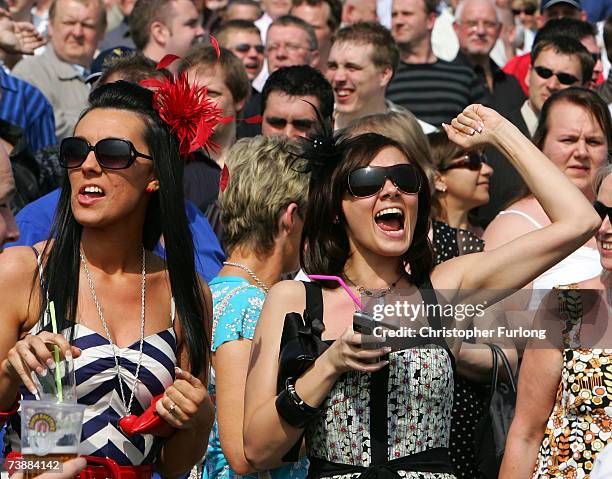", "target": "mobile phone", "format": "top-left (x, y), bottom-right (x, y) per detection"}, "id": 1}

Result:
top-left (353, 310), bottom-right (377, 335)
